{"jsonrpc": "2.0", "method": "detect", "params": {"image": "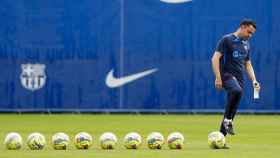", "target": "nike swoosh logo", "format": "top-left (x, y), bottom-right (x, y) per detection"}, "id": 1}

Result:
top-left (160, 0), bottom-right (192, 4)
top-left (106, 68), bottom-right (158, 88)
